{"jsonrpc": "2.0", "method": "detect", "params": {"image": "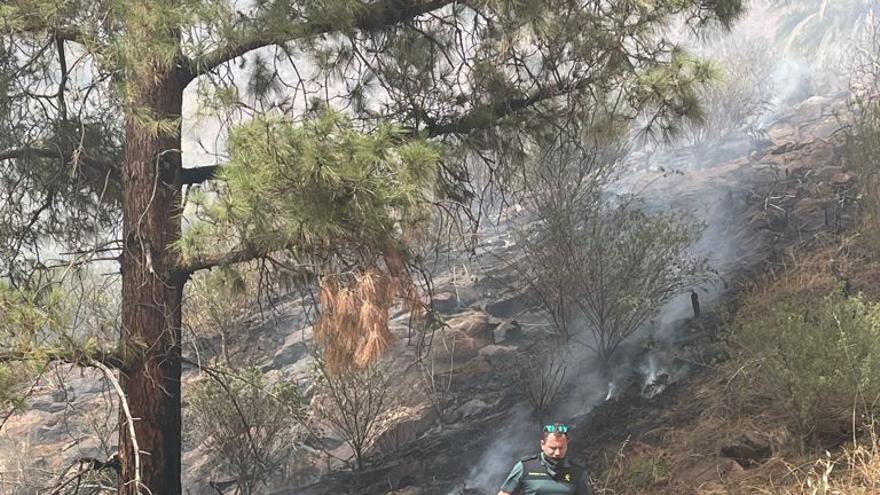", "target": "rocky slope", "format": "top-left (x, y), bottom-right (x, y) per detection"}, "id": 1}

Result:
top-left (0, 89), bottom-right (854, 495)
